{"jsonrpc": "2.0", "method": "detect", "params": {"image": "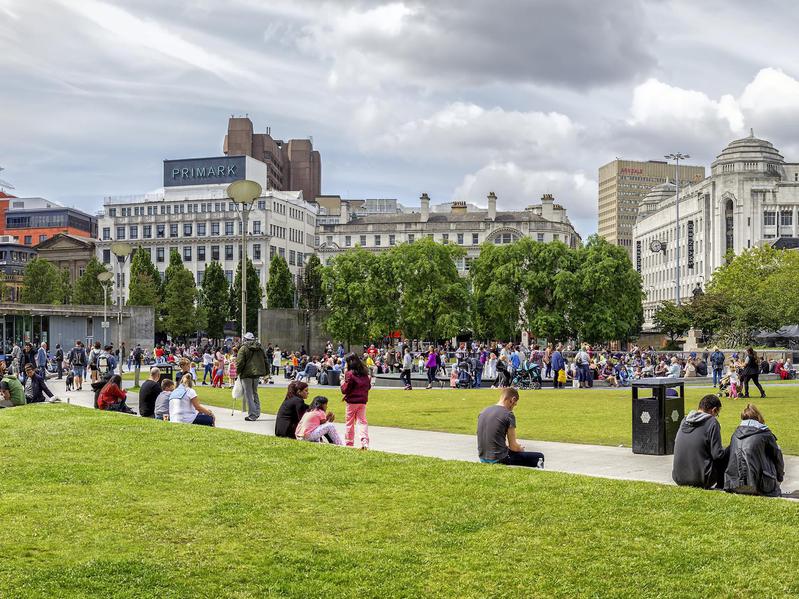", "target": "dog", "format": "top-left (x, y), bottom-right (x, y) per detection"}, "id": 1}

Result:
top-left (65, 371), bottom-right (75, 392)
